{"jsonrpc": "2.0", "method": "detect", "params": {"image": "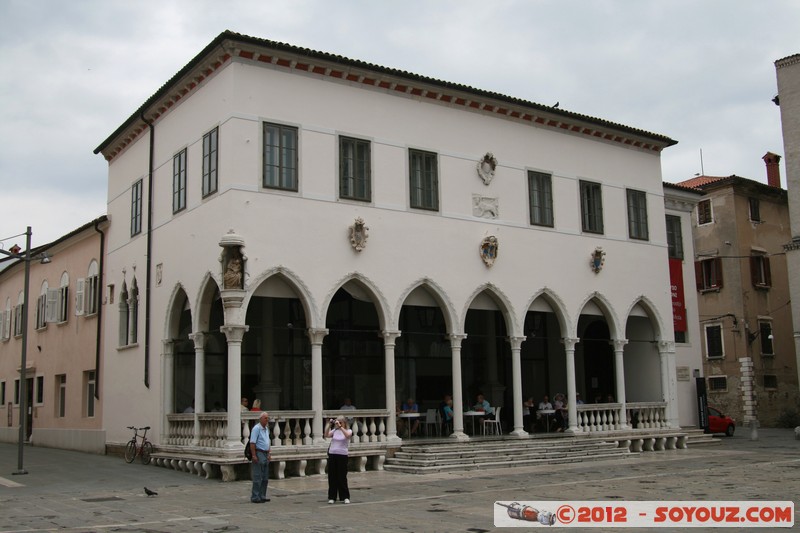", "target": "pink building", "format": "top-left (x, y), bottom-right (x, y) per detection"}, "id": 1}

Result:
top-left (0, 217), bottom-right (108, 453)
